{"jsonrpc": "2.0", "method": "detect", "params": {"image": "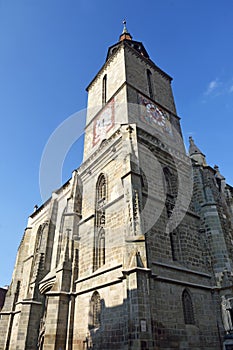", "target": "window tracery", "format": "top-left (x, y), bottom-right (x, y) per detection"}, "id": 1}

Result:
top-left (89, 291), bottom-right (101, 329)
top-left (182, 289), bottom-right (195, 325)
top-left (93, 174), bottom-right (107, 271)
